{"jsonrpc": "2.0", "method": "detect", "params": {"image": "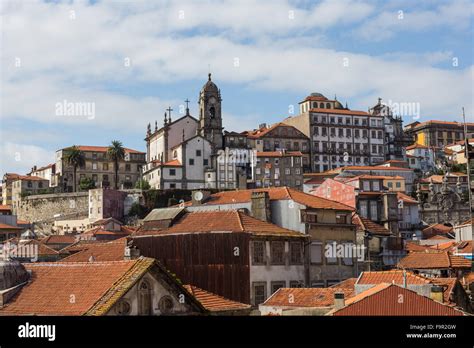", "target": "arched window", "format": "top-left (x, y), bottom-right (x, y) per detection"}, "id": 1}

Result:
top-left (326, 103), bottom-right (331, 109)
top-left (312, 102), bottom-right (317, 108)
top-left (209, 106), bottom-right (216, 118)
top-left (320, 102), bottom-right (325, 108)
top-left (173, 150), bottom-right (177, 158)
top-left (138, 279), bottom-right (152, 315)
